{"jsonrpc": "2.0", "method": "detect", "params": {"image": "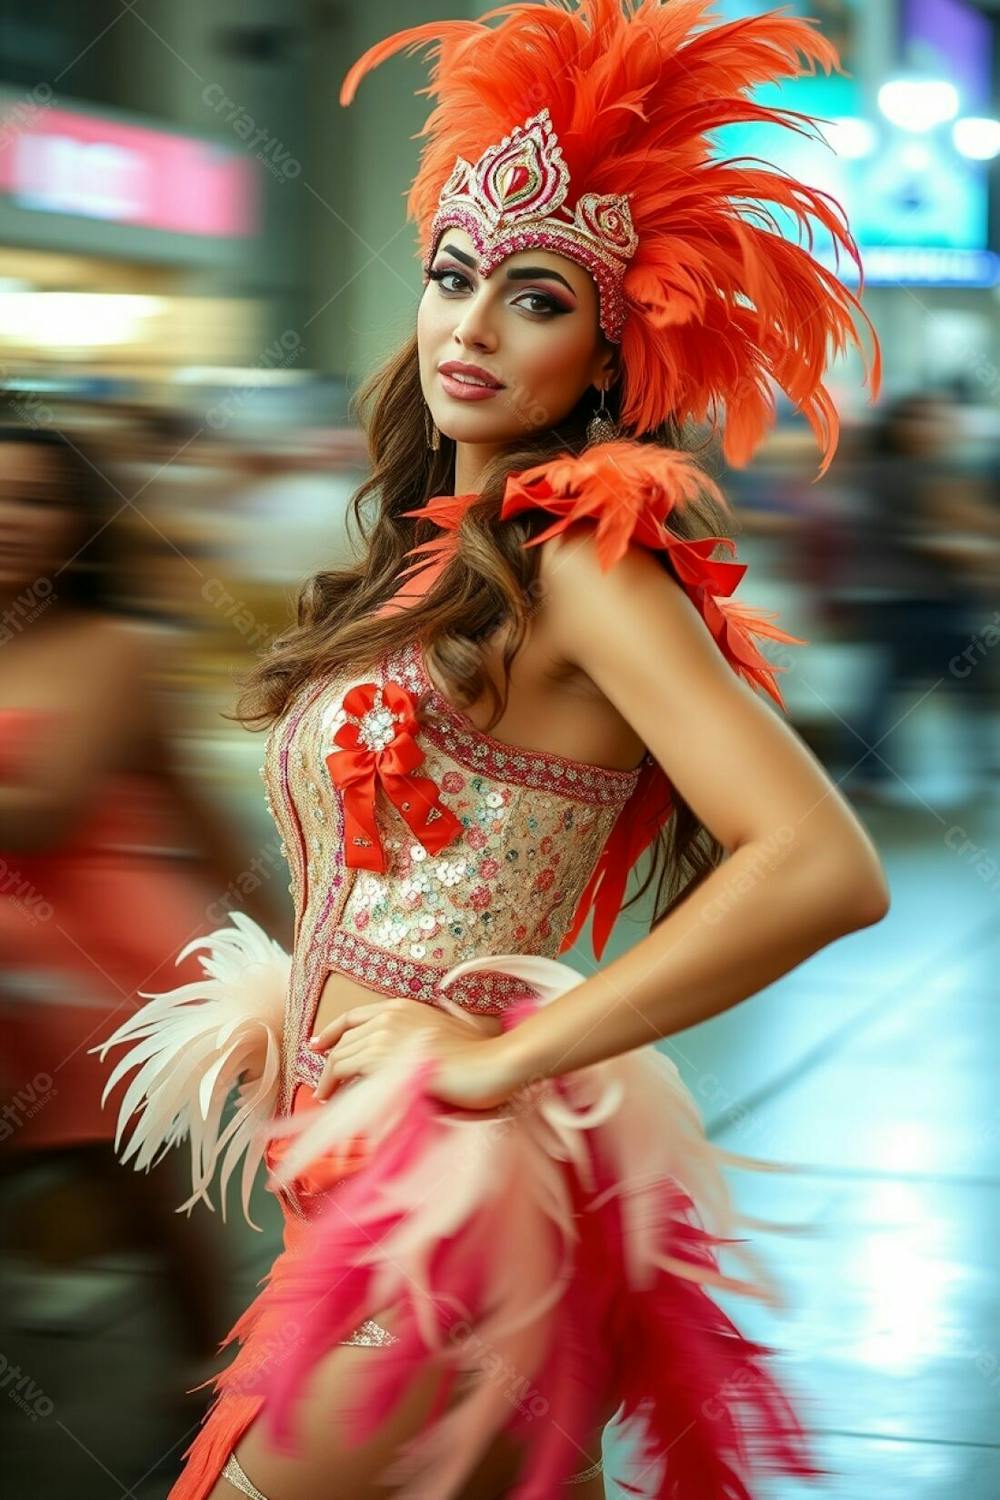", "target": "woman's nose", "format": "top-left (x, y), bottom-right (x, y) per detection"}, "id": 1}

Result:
top-left (452, 296), bottom-right (498, 351)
